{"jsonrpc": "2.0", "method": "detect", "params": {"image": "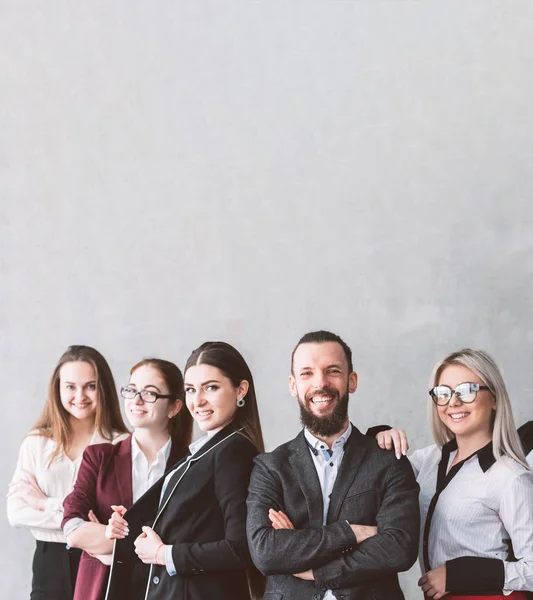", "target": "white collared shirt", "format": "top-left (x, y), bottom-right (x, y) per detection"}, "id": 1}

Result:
top-left (7, 429), bottom-right (126, 543)
top-left (131, 434), bottom-right (172, 503)
top-left (62, 434), bottom-right (173, 538)
top-left (411, 442), bottom-right (533, 594)
top-left (304, 423), bottom-right (353, 600)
